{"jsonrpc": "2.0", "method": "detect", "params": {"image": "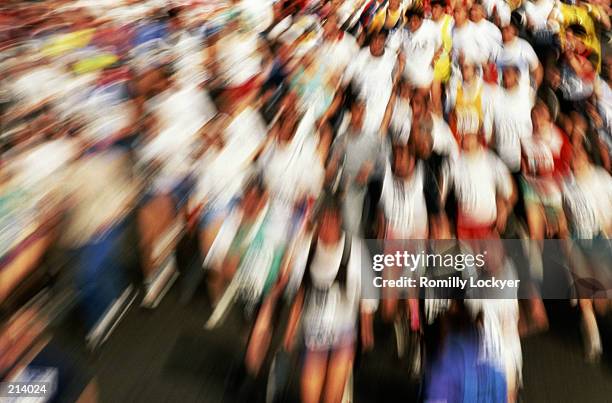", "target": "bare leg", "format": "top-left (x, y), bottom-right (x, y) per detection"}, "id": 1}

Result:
top-left (580, 298), bottom-right (602, 362)
top-left (245, 295), bottom-right (276, 376)
top-left (323, 345), bottom-right (354, 403)
top-left (407, 298), bottom-right (420, 332)
top-left (138, 195), bottom-right (176, 278)
top-left (525, 203), bottom-right (548, 332)
top-left (302, 350), bottom-right (329, 403)
top-left (76, 380), bottom-right (99, 403)
top-left (200, 217), bottom-right (224, 261)
top-left (381, 262), bottom-right (400, 323)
